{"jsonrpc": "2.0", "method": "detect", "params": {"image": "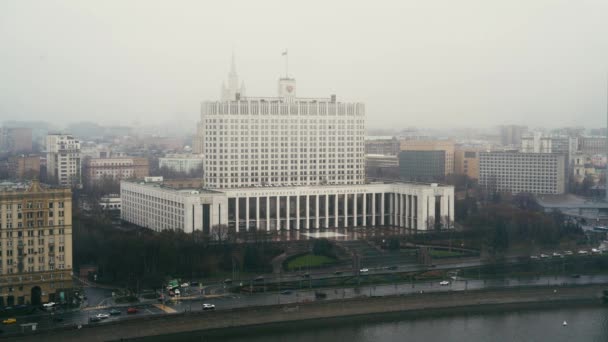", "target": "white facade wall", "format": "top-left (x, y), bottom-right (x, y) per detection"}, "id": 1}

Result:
top-left (199, 100), bottom-right (366, 189)
top-left (479, 152), bottom-right (566, 194)
top-left (120, 181), bottom-right (454, 232)
top-left (158, 155), bottom-right (204, 174)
